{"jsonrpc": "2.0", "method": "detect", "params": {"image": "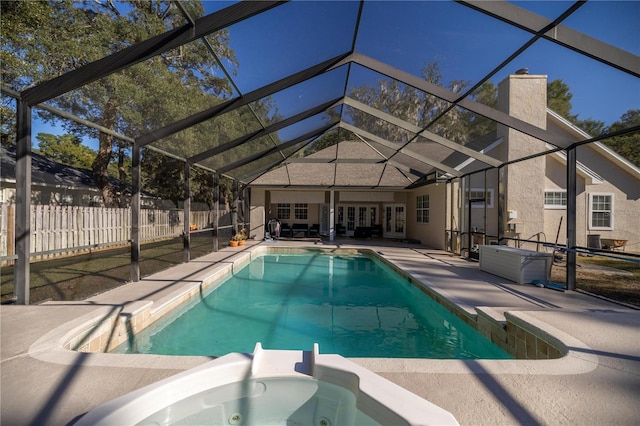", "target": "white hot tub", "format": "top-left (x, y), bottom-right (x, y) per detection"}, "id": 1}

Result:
top-left (77, 343), bottom-right (458, 425)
